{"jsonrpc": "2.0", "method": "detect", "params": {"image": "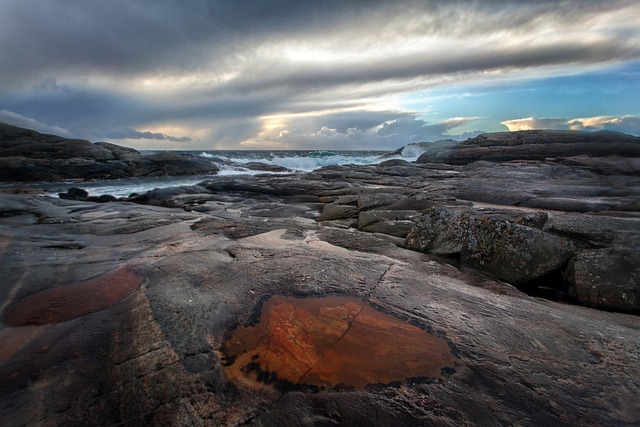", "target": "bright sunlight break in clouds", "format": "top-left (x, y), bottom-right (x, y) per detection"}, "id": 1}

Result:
top-left (0, 0), bottom-right (639, 150)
